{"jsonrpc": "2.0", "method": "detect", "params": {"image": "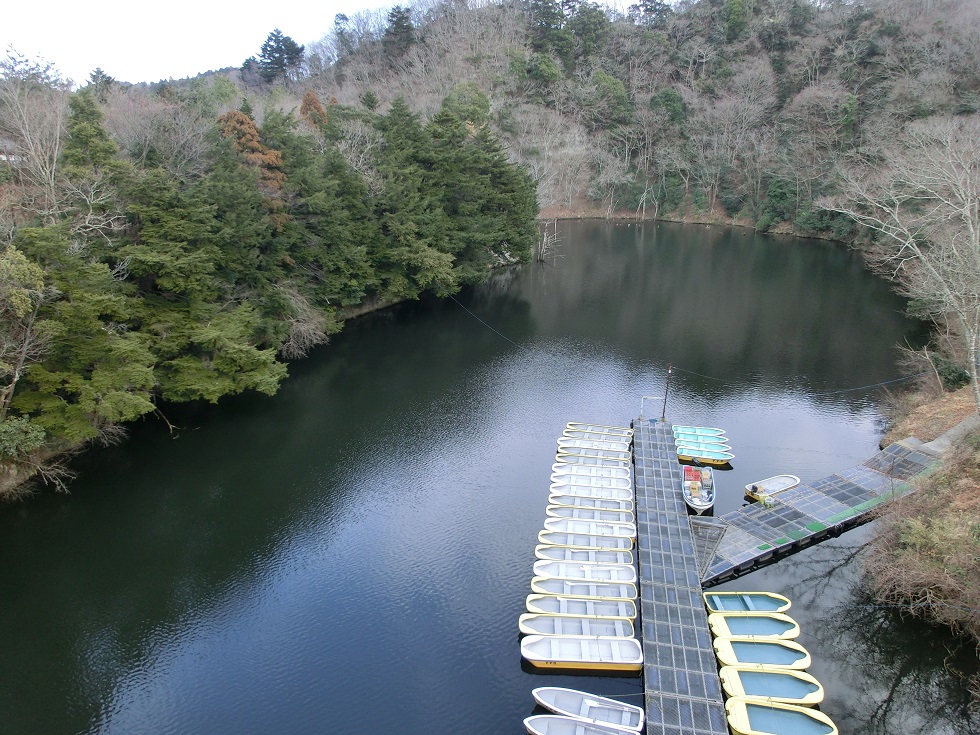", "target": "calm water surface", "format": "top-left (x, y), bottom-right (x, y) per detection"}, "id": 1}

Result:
top-left (1, 221), bottom-right (976, 734)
